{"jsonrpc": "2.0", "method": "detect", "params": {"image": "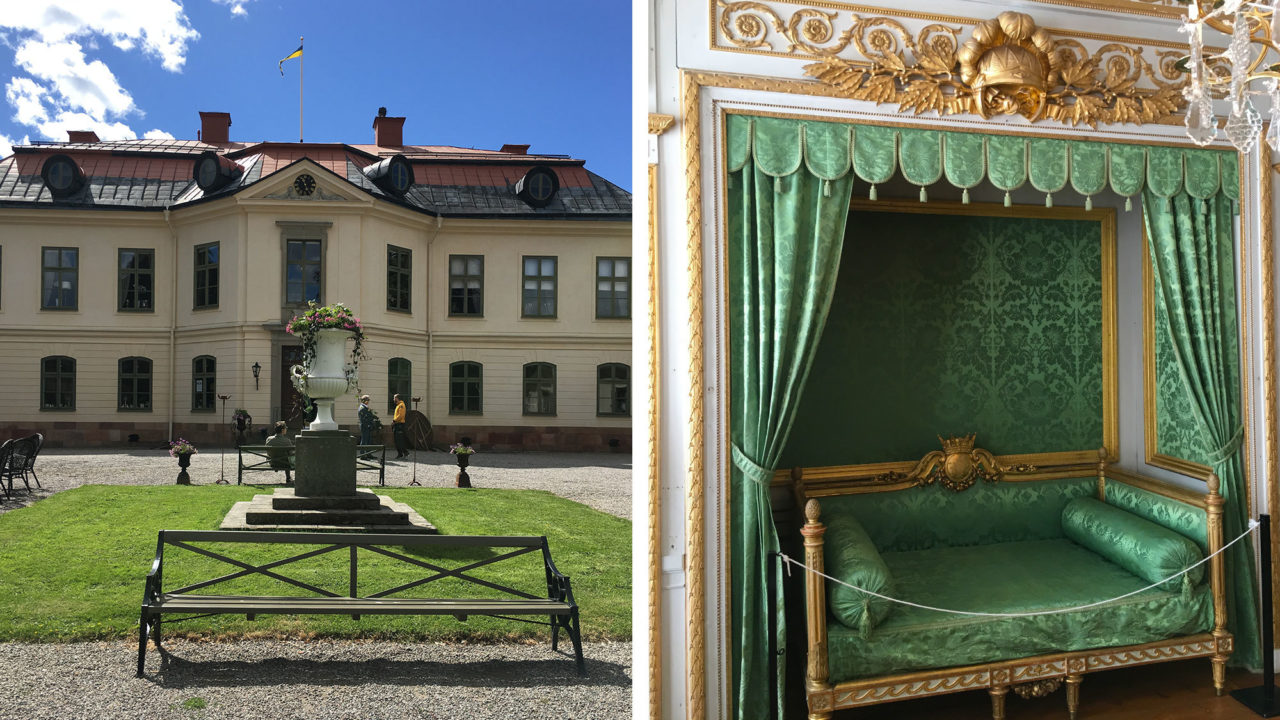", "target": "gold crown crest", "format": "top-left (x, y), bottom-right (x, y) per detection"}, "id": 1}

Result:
top-left (938, 433), bottom-right (977, 454)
